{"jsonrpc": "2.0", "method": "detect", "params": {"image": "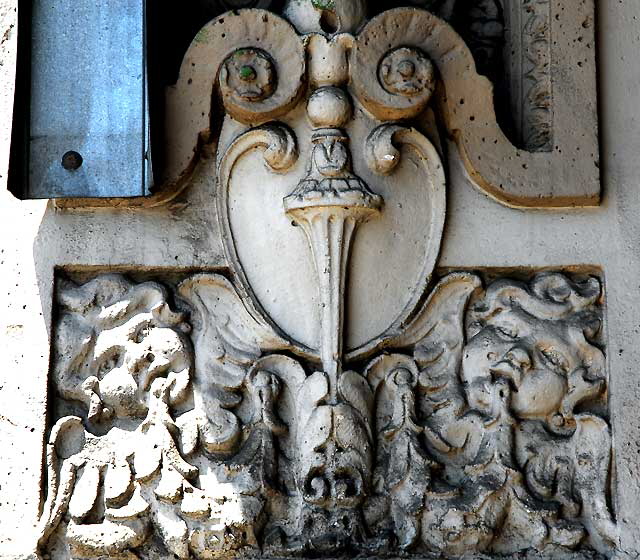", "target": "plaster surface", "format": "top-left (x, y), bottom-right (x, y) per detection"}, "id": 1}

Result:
top-left (0, 1), bottom-right (639, 558)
